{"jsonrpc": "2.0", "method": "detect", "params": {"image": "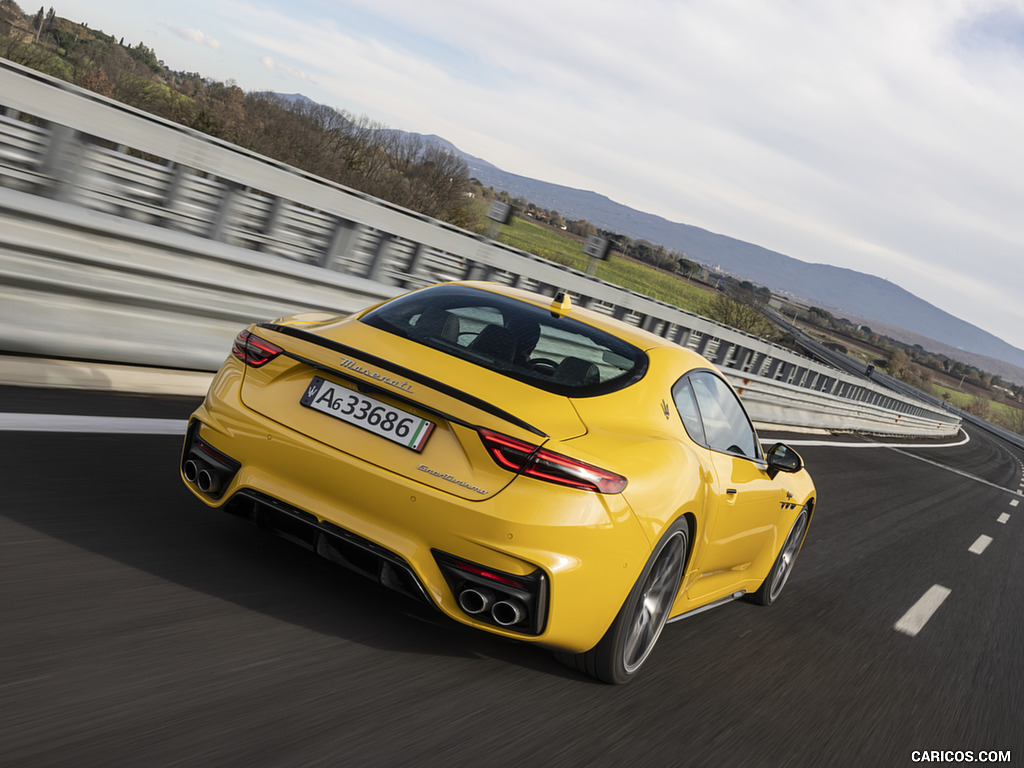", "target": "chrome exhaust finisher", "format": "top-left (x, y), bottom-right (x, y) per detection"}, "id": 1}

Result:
top-left (432, 549), bottom-right (548, 635)
top-left (491, 599), bottom-right (526, 627)
top-left (458, 588), bottom-right (494, 615)
top-left (181, 421), bottom-right (241, 500)
top-left (196, 467), bottom-right (220, 495)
